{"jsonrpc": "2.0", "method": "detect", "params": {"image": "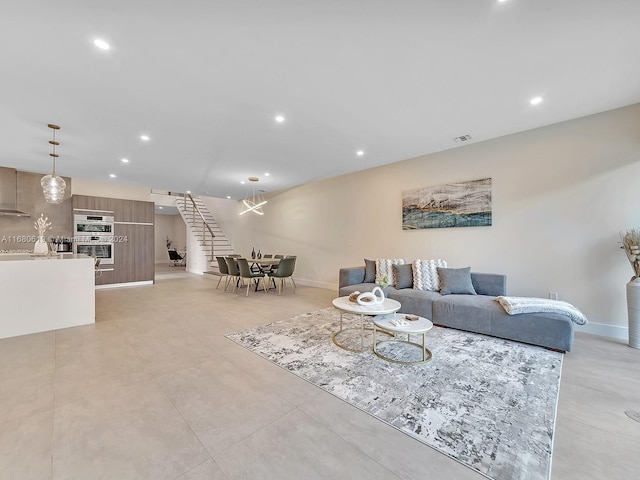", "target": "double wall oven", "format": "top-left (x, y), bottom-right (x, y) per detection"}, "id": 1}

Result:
top-left (74, 214), bottom-right (115, 264)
